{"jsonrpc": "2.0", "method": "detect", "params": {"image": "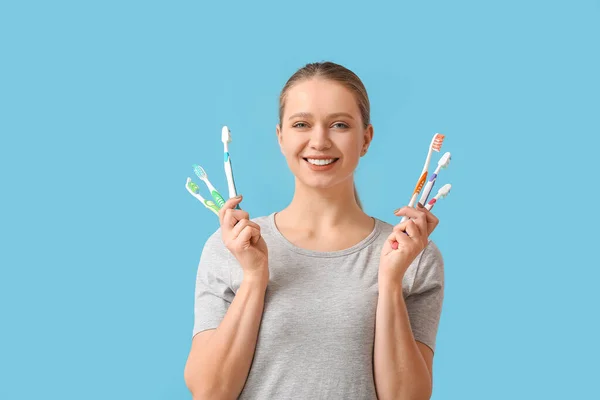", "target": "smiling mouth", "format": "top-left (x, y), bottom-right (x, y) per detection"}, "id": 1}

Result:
top-left (303, 158), bottom-right (340, 166)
